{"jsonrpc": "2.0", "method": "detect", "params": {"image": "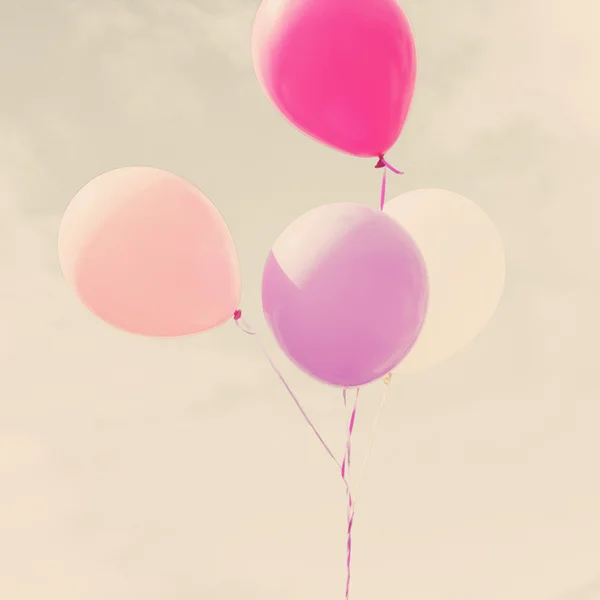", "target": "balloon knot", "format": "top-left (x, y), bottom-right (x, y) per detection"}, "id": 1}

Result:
top-left (374, 155), bottom-right (386, 169)
top-left (233, 309), bottom-right (242, 321)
